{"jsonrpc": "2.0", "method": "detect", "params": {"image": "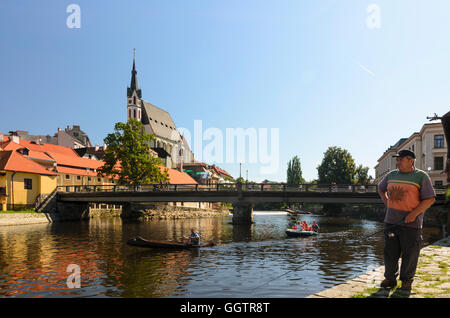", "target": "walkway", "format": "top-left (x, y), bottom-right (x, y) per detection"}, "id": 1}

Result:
top-left (307, 236), bottom-right (450, 298)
